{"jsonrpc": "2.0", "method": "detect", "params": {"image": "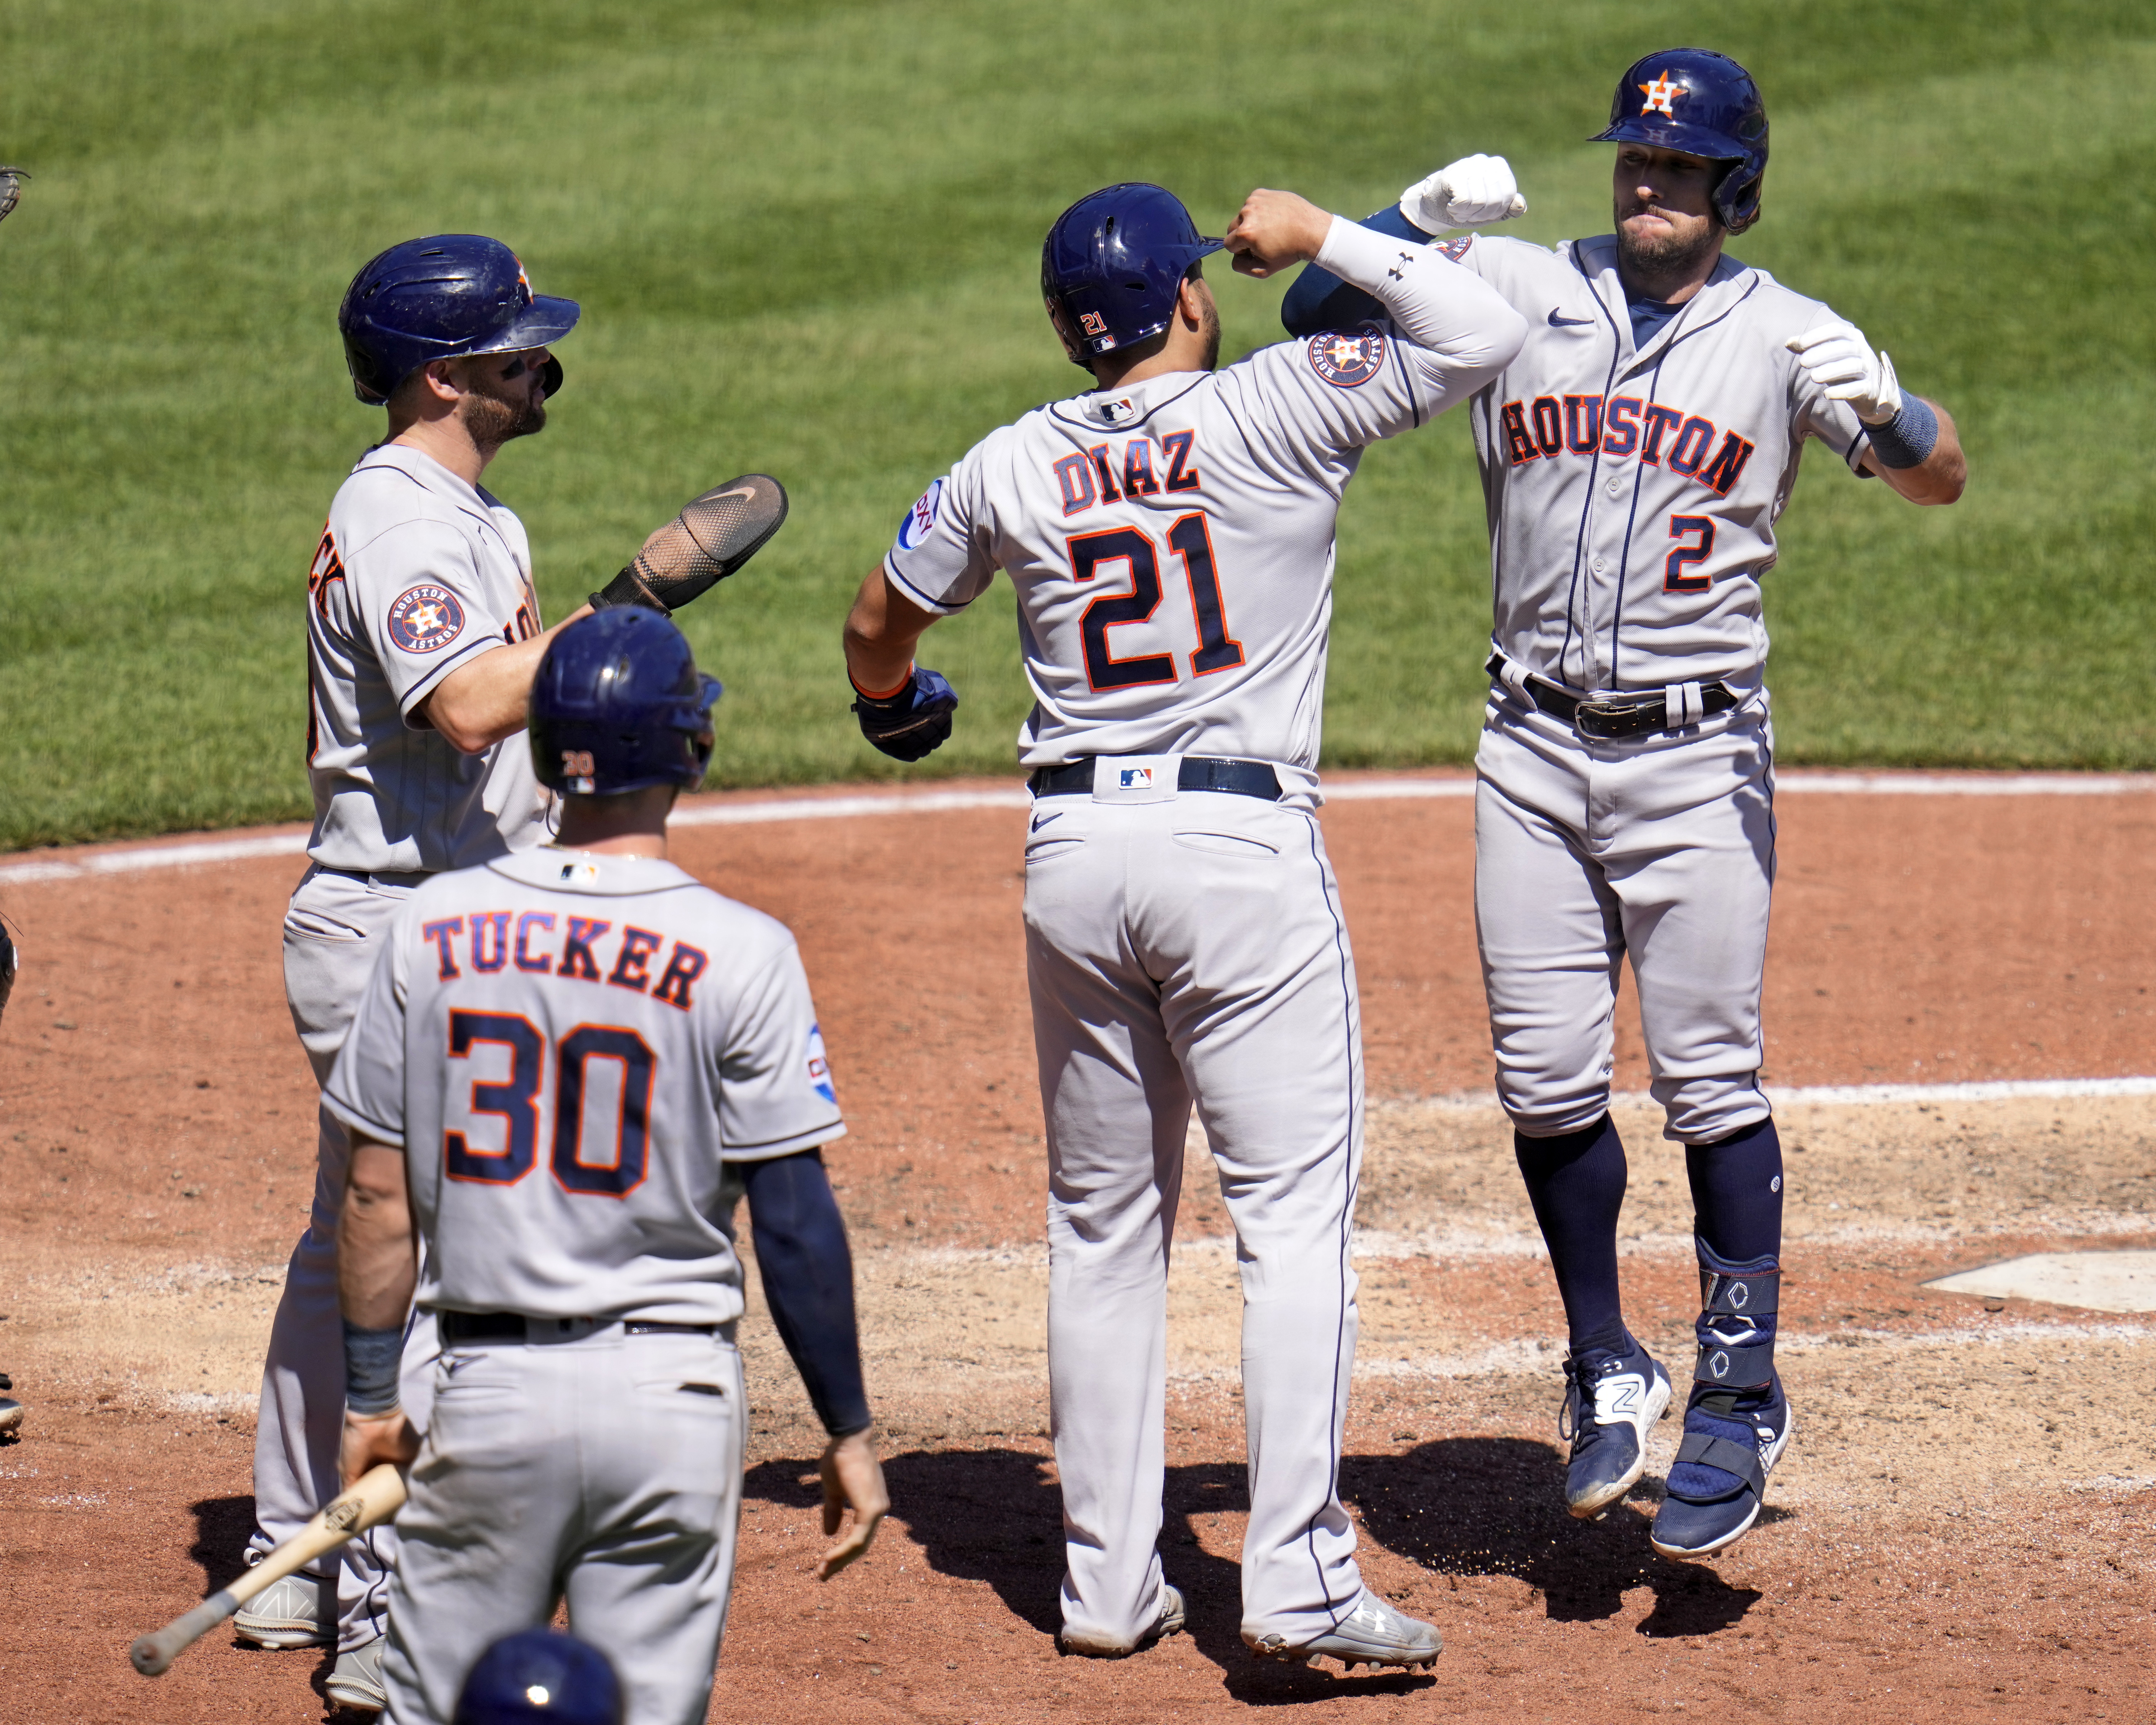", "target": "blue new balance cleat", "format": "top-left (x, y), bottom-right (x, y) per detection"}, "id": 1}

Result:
top-left (1651, 1243), bottom-right (1790, 1559)
top-left (1558, 1333), bottom-right (1673, 1518)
